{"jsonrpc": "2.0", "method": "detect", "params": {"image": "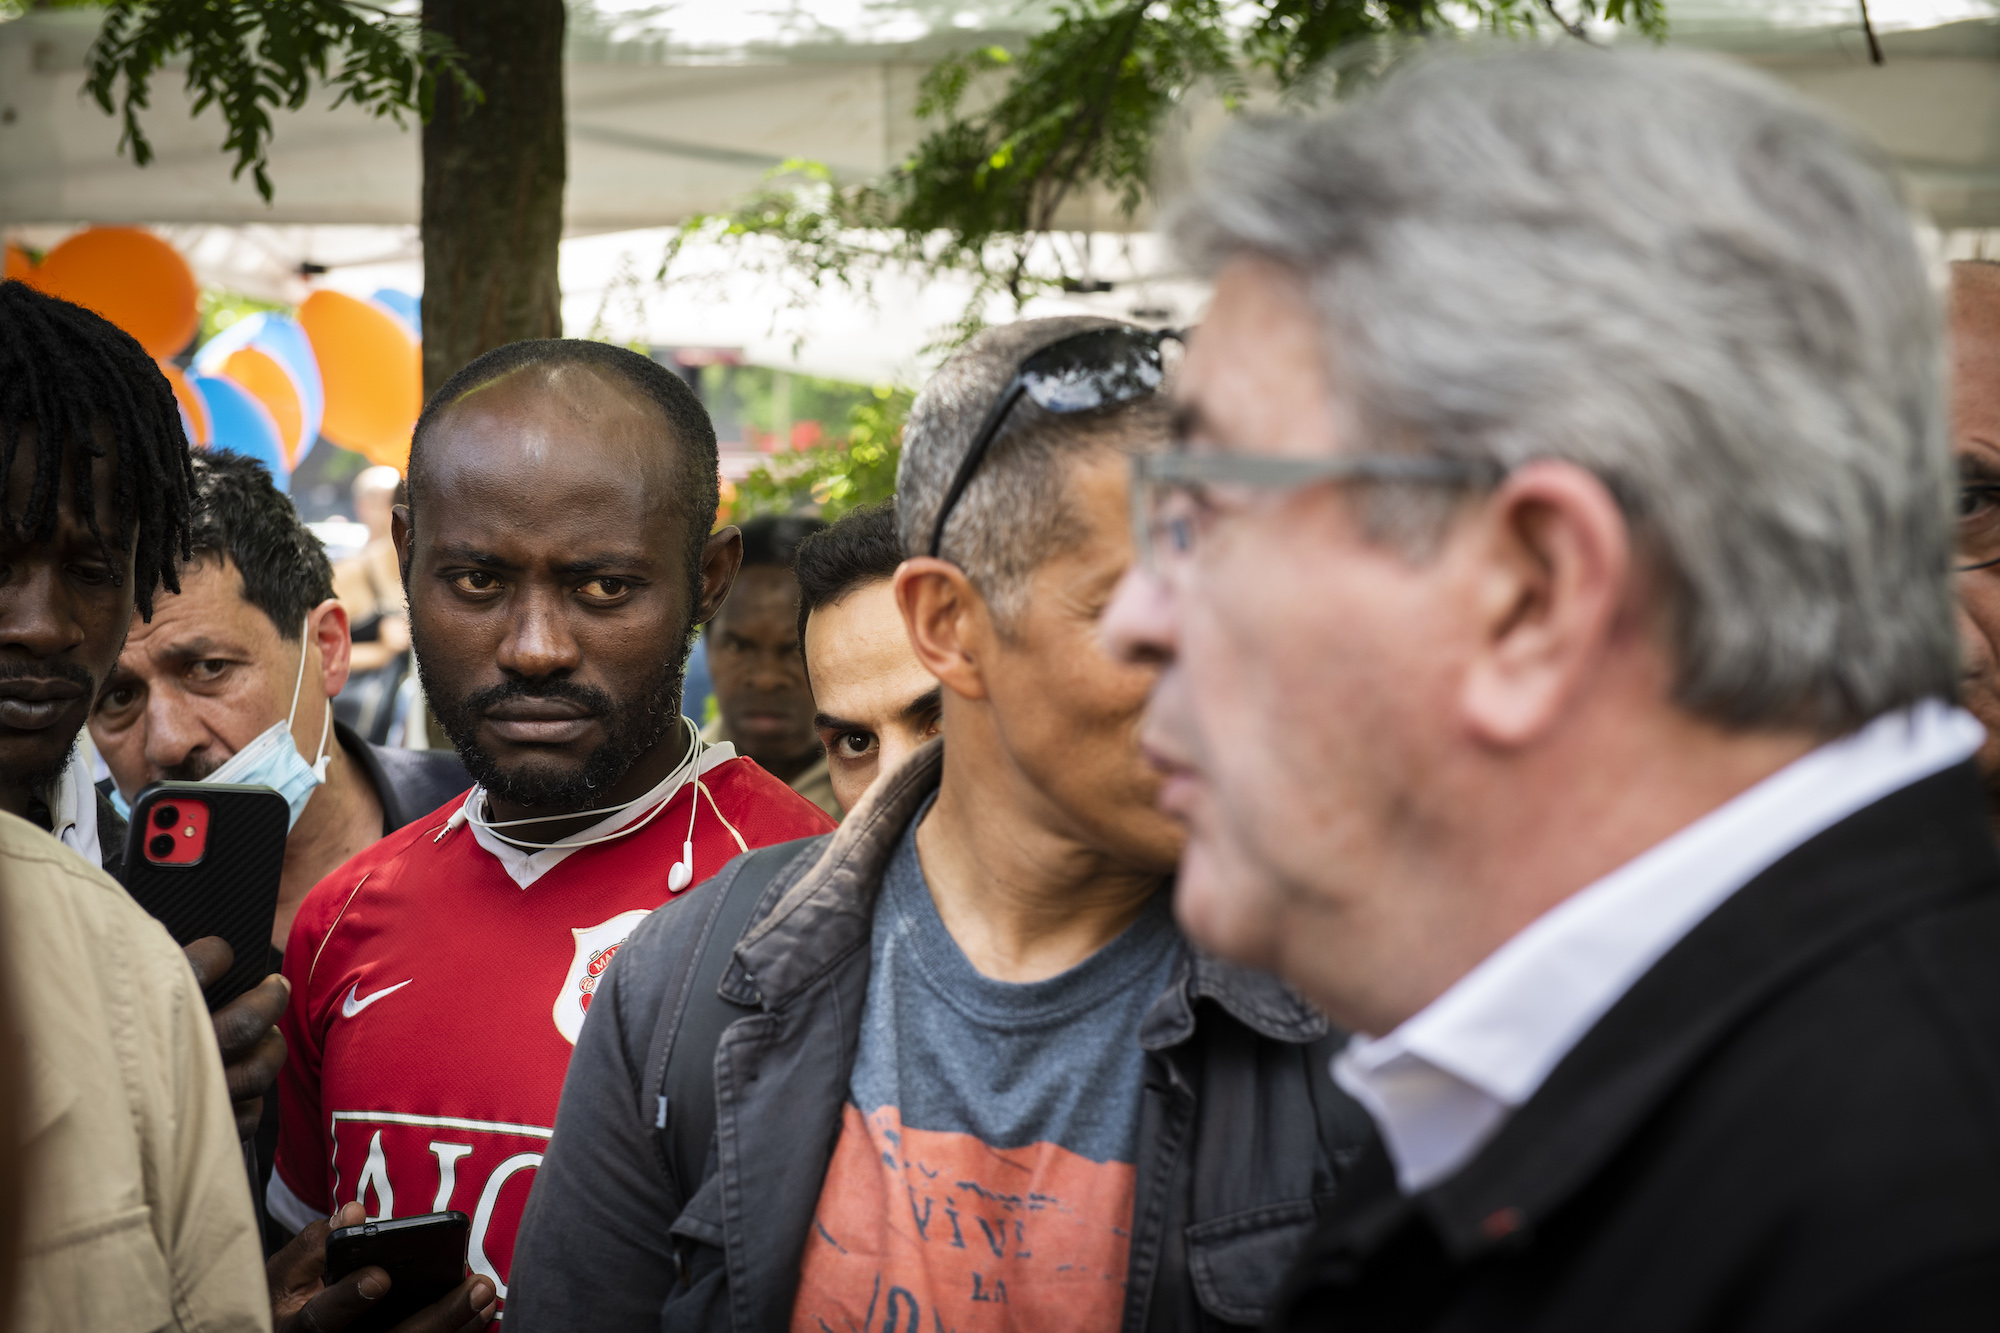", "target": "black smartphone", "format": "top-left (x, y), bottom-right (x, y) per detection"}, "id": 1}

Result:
top-left (119, 782), bottom-right (289, 1011)
top-left (325, 1211), bottom-right (472, 1333)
